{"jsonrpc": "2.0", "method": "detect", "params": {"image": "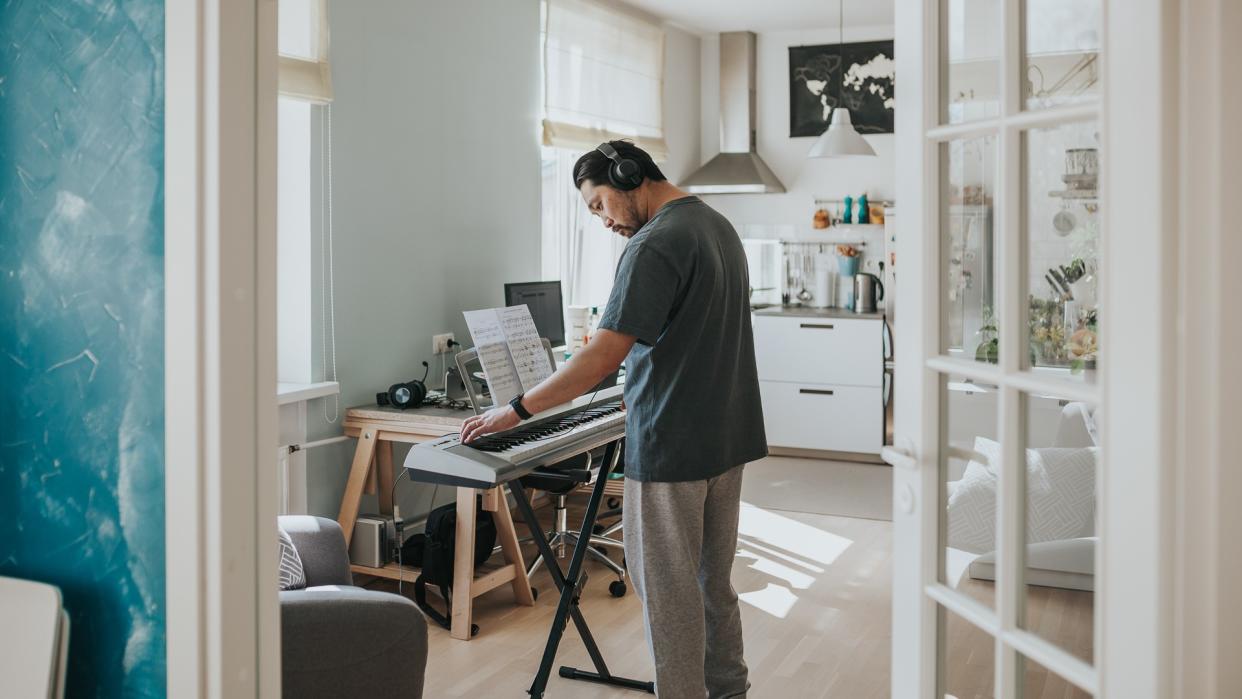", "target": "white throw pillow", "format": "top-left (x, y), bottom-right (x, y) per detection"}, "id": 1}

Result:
top-left (1025, 447), bottom-right (1097, 542)
top-left (946, 459), bottom-right (998, 553)
top-left (946, 438), bottom-right (1097, 553)
top-left (278, 528), bottom-right (307, 590)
